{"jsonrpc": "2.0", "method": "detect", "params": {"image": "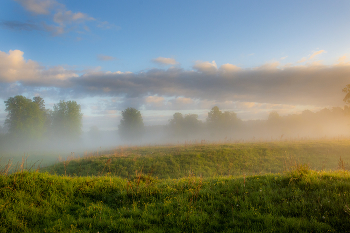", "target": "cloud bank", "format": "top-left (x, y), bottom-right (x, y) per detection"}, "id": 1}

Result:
top-left (1, 49), bottom-right (349, 112)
